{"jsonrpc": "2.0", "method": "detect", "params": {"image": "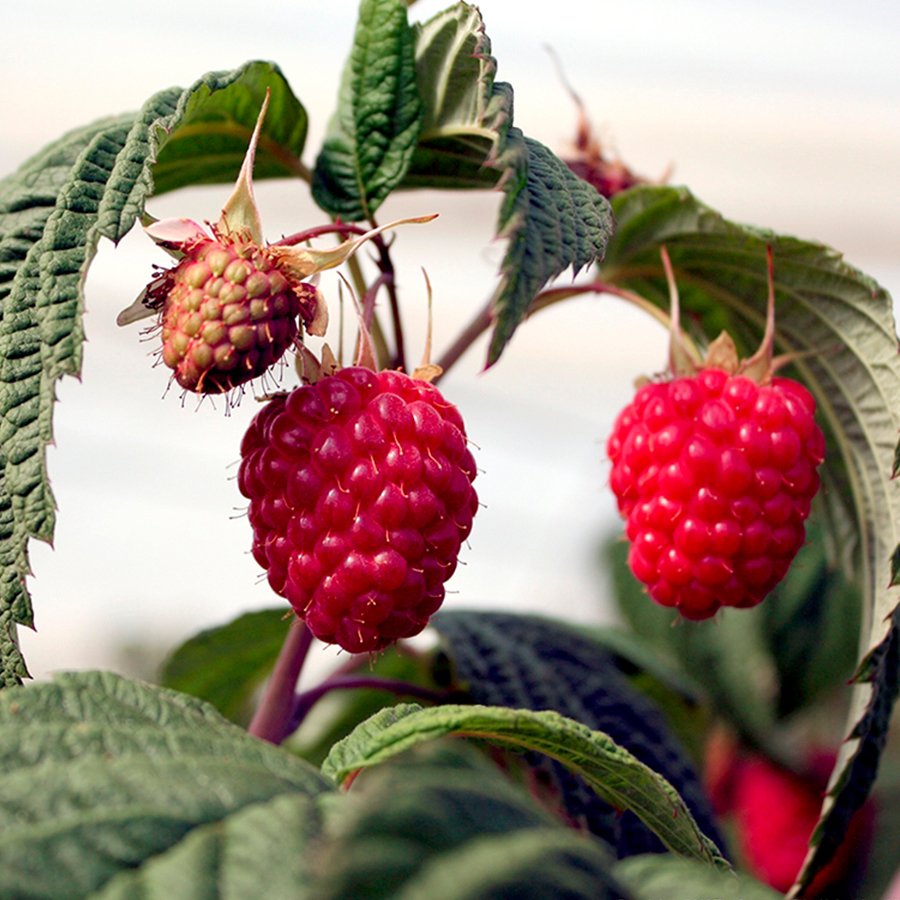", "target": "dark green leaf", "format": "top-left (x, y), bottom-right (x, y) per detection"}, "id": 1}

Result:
top-left (311, 739), bottom-right (631, 900)
top-left (0, 112), bottom-right (159, 685)
top-left (322, 702), bottom-right (727, 866)
top-left (615, 854), bottom-right (780, 900)
top-left (0, 671), bottom-right (329, 898)
top-left (760, 522), bottom-right (862, 716)
top-left (433, 610), bottom-right (725, 858)
top-left (91, 793), bottom-right (322, 900)
top-left (599, 184), bottom-right (900, 892)
top-left (159, 607), bottom-right (290, 723)
top-left (487, 132), bottom-right (613, 365)
top-left (151, 60), bottom-right (308, 196)
top-left (0, 61), bottom-right (303, 685)
top-left (550, 622), bottom-right (712, 764)
top-left (312, 0), bottom-right (423, 220)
